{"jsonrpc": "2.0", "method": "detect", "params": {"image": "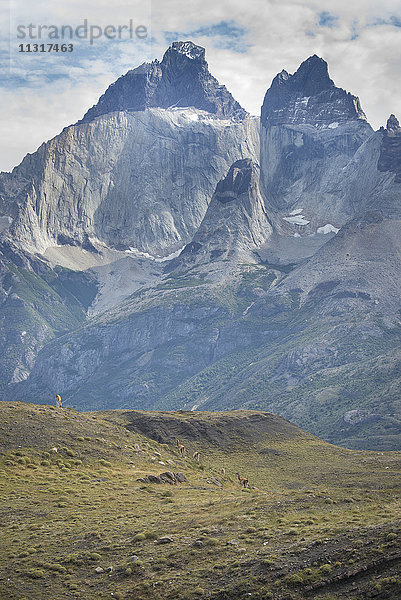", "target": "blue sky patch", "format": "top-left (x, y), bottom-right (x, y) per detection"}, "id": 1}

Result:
top-left (163, 20), bottom-right (249, 53)
top-left (368, 16), bottom-right (401, 28)
top-left (318, 11), bottom-right (339, 29)
top-left (389, 16), bottom-right (401, 27)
